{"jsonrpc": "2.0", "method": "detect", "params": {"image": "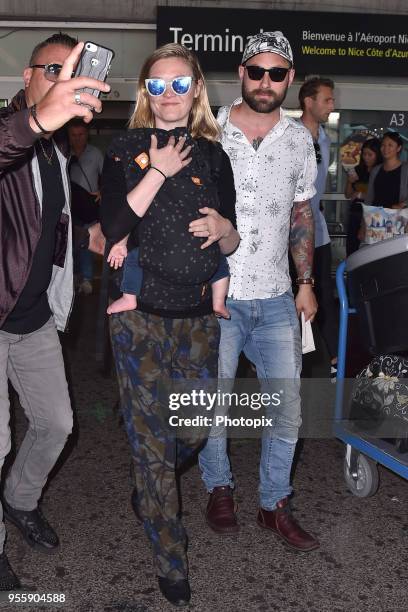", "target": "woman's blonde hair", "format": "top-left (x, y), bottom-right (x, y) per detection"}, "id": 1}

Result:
top-left (129, 43), bottom-right (220, 141)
